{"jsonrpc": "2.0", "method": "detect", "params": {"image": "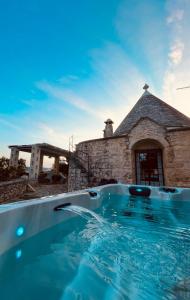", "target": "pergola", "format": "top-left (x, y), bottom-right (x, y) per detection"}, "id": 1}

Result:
top-left (9, 143), bottom-right (70, 180)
